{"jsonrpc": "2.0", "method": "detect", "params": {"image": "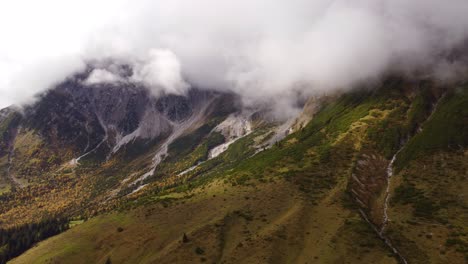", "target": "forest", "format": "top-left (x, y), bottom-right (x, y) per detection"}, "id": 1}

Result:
top-left (0, 217), bottom-right (69, 263)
